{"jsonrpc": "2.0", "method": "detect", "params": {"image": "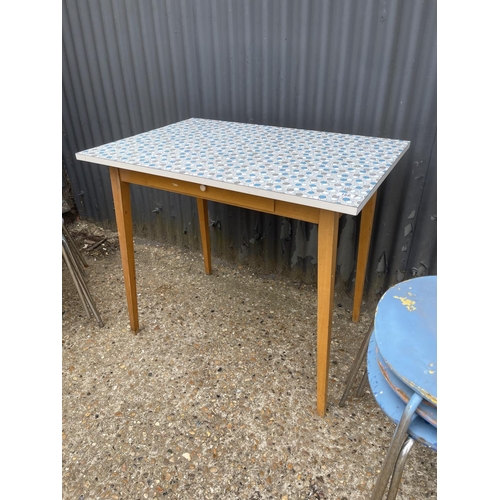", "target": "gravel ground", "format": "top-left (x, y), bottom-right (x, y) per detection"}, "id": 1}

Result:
top-left (62, 219), bottom-right (437, 500)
